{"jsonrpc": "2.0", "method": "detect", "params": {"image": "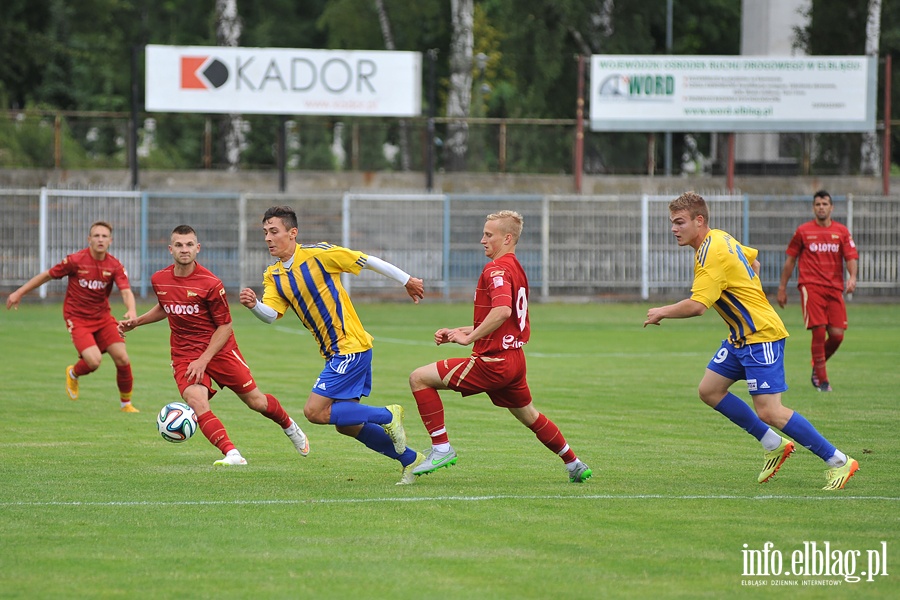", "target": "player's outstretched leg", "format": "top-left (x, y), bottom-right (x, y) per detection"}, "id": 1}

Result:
top-left (567, 459), bottom-right (592, 483)
top-left (382, 404), bottom-right (407, 454)
top-left (284, 420), bottom-right (310, 456)
top-left (65, 365), bottom-right (79, 400)
top-left (823, 457), bottom-right (859, 490)
top-left (214, 450), bottom-right (248, 466)
top-left (412, 445), bottom-right (458, 476)
top-left (397, 452), bottom-right (426, 485)
top-left (758, 437), bottom-right (795, 483)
